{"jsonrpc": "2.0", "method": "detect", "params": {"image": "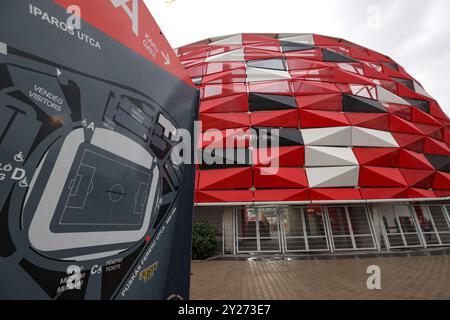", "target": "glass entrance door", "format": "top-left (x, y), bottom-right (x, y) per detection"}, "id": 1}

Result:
top-left (325, 206), bottom-right (377, 251)
top-left (413, 205), bottom-right (450, 247)
top-left (258, 207), bottom-right (282, 252)
top-left (280, 207), bottom-right (329, 252)
top-left (235, 207), bottom-right (281, 253)
top-left (379, 205), bottom-right (423, 249)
